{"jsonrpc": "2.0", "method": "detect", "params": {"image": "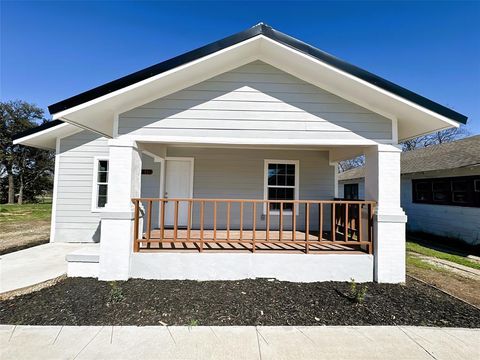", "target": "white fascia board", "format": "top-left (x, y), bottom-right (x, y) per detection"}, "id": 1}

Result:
top-left (13, 122), bottom-right (82, 150)
top-left (49, 34), bottom-right (459, 142)
top-left (258, 36), bottom-right (460, 139)
top-left (51, 37), bottom-right (262, 124)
